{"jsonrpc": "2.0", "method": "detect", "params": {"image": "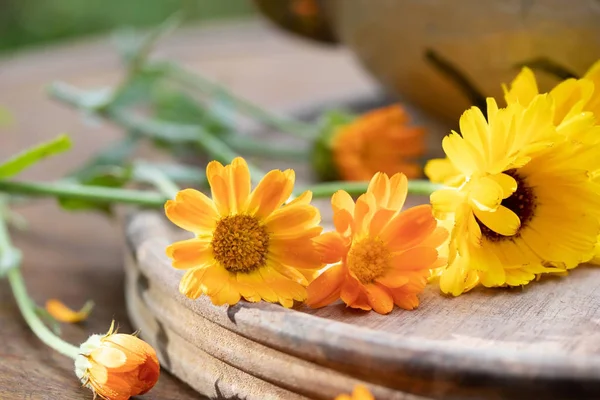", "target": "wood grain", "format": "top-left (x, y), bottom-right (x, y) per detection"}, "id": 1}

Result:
top-left (125, 211), bottom-right (600, 400)
top-left (0, 19), bottom-right (385, 399)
